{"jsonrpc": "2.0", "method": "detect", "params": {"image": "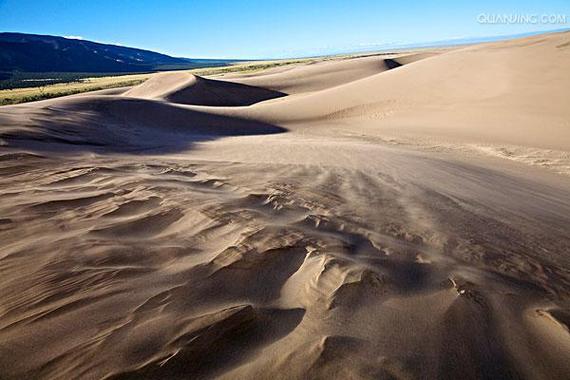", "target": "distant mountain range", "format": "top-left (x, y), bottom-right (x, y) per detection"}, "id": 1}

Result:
top-left (0, 32), bottom-right (233, 73)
